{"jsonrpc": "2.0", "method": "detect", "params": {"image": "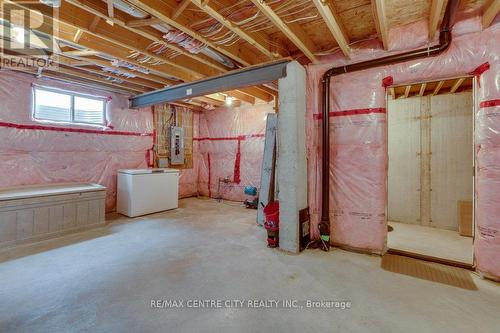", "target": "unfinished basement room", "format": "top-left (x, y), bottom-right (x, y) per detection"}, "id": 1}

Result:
top-left (0, 0), bottom-right (499, 332)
